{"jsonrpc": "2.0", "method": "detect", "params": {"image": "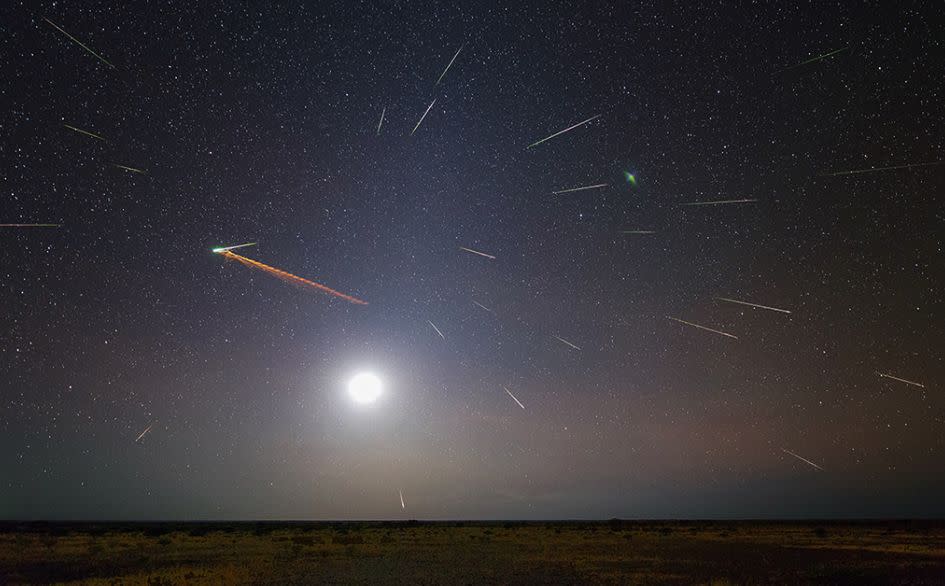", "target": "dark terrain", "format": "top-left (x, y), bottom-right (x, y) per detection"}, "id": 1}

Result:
top-left (2, 520), bottom-right (944, 584)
